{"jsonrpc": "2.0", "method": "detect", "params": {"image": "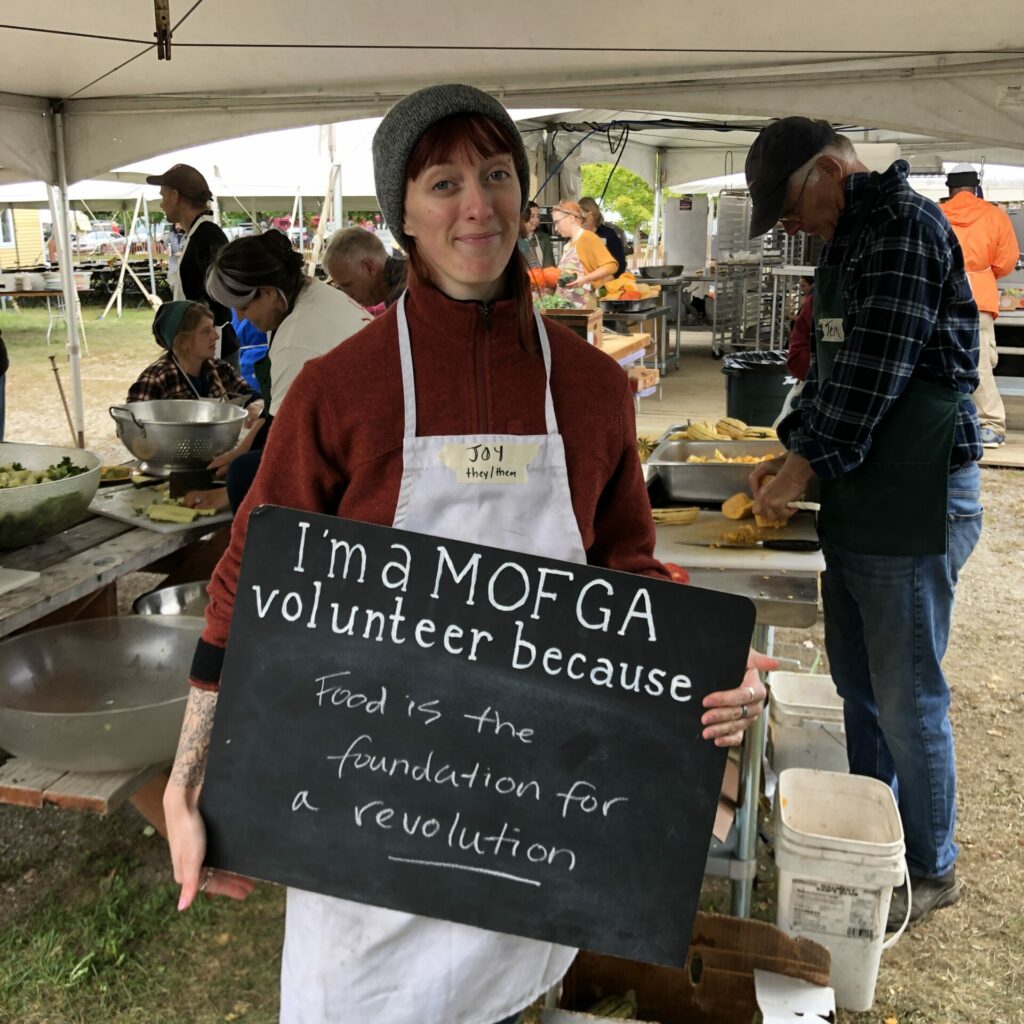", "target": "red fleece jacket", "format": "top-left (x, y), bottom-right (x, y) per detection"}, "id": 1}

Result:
top-left (191, 277), bottom-right (668, 688)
